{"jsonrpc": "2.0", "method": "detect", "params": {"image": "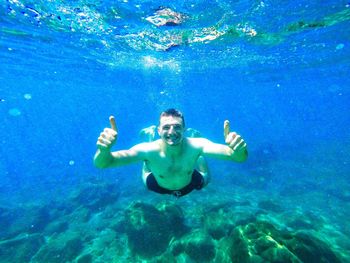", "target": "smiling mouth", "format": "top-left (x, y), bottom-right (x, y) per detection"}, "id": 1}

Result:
top-left (166, 135), bottom-right (180, 143)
